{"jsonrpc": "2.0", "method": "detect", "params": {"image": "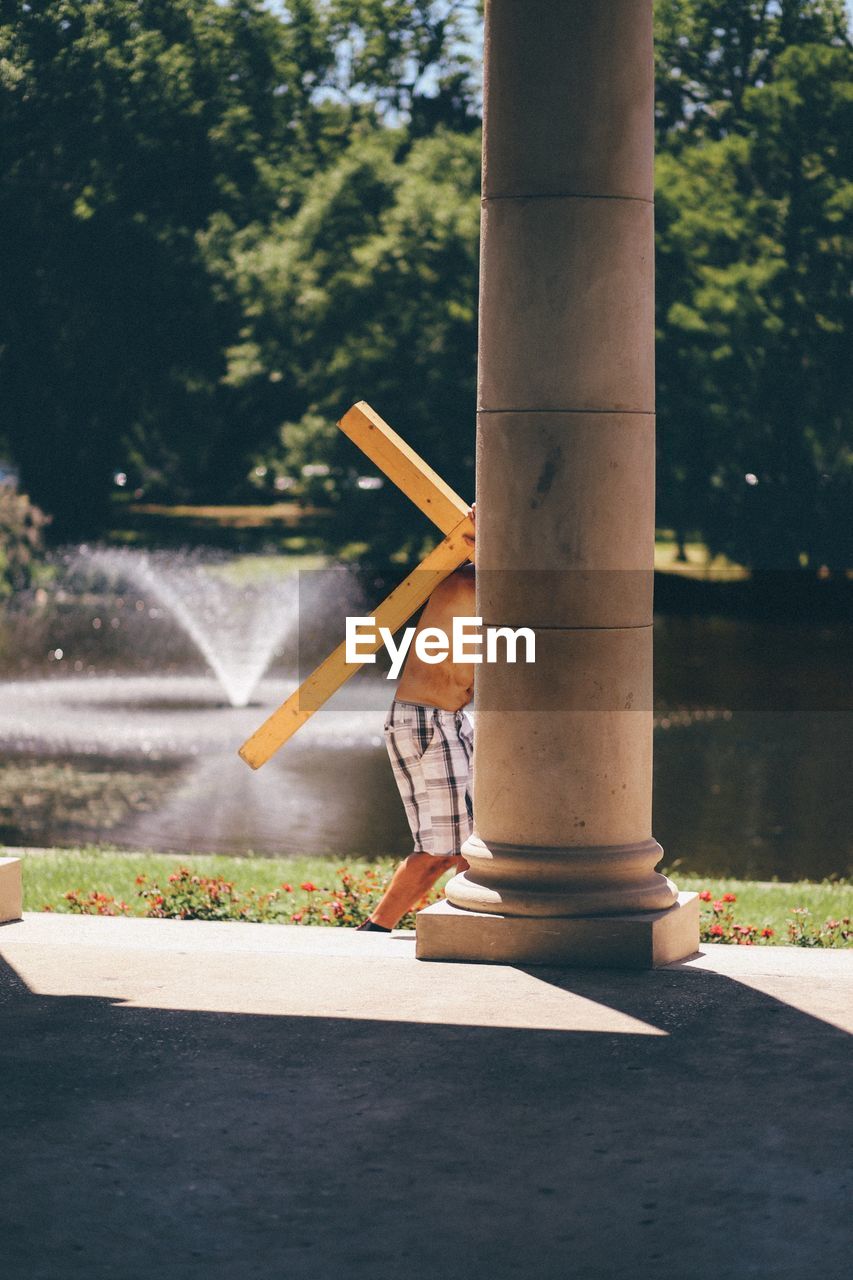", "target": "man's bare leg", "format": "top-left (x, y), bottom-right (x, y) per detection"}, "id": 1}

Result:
top-left (365, 852), bottom-right (468, 930)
